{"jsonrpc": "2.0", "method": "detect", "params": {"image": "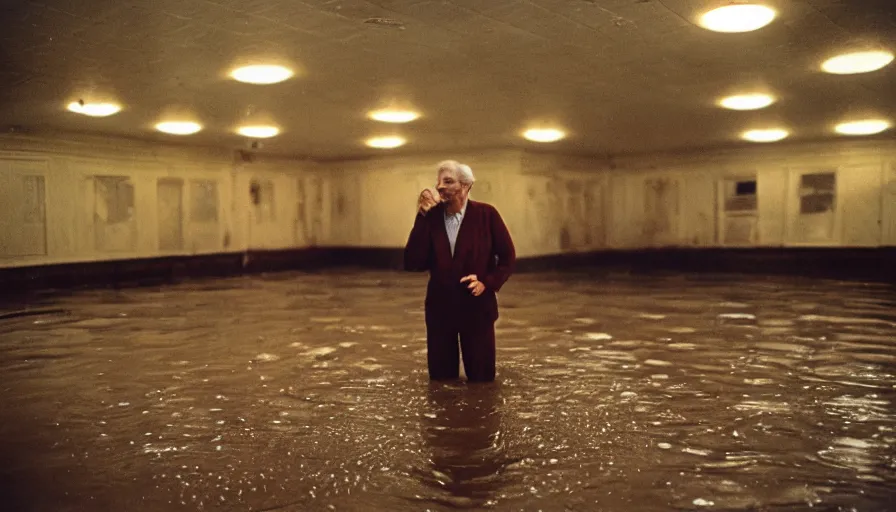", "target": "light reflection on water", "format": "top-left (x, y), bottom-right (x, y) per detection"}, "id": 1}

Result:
top-left (0, 269), bottom-right (894, 511)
